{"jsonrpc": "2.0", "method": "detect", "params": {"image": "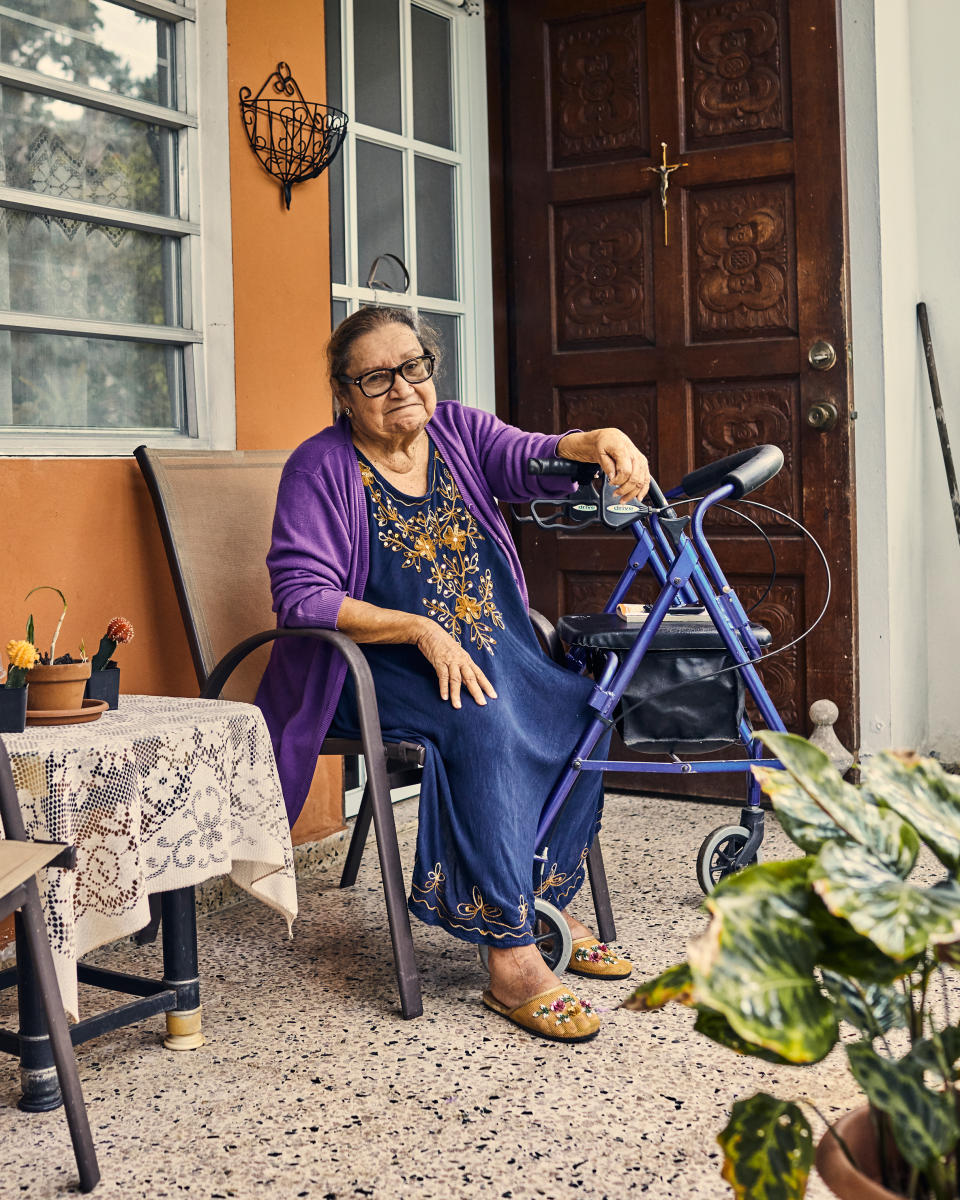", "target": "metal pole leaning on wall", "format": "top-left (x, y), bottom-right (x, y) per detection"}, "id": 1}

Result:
top-left (918, 301), bottom-right (960, 551)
